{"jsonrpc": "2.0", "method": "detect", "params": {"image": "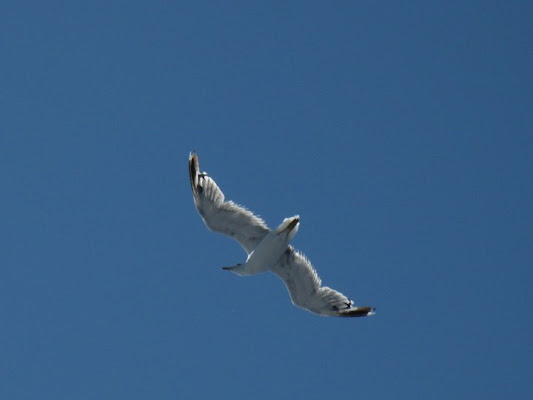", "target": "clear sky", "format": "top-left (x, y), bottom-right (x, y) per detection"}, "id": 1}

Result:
top-left (2, 1), bottom-right (532, 399)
